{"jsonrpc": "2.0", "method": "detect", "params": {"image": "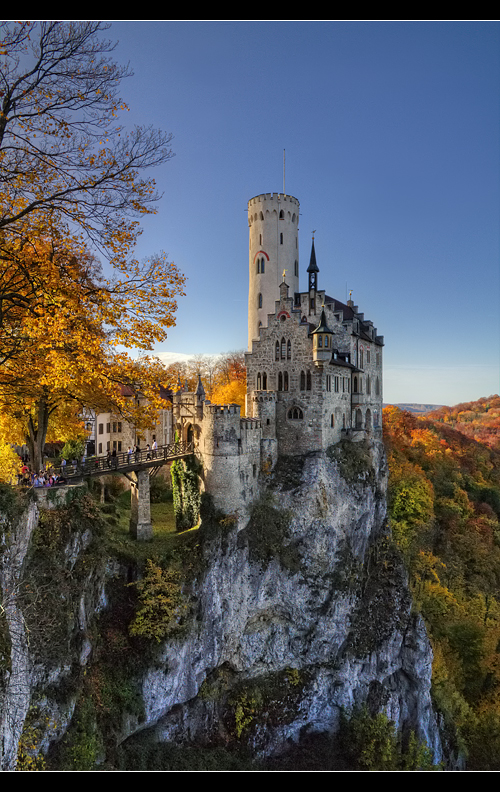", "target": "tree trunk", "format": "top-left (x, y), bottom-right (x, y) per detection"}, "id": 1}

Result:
top-left (26, 399), bottom-right (50, 471)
